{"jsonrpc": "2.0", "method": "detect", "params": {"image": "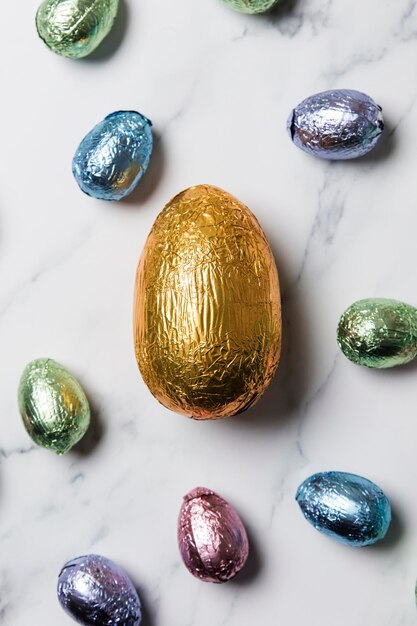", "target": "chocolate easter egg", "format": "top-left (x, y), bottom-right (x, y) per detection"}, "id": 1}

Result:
top-left (57, 554), bottom-right (141, 625)
top-left (18, 358), bottom-right (90, 454)
top-left (36, 0), bottom-right (119, 59)
top-left (73, 111), bottom-right (153, 201)
top-left (296, 471), bottom-right (391, 547)
top-left (288, 89), bottom-right (384, 160)
top-left (178, 487), bottom-right (249, 583)
top-left (337, 298), bottom-right (417, 368)
top-left (133, 185), bottom-right (281, 419)
top-left (220, 0), bottom-right (279, 13)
